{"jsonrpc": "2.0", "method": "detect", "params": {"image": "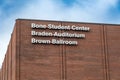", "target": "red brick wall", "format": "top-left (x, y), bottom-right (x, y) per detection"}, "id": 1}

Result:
top-left (19, 20), bottom-right (62, 80)
top-left (105, 25), bottom-right (120, 80)
top-left (8, 39), bottom-right (12, 80)
top-left (62, 22), bottom-right (104, 80)
top-left (0, 19), bottom-right (120, 80)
